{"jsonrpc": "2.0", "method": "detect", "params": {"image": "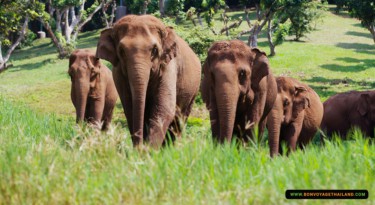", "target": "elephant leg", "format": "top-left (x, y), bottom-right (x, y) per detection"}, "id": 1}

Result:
top-left (87, 96), bottom-right (105, 129)
top-left (283, 116), bottom-right (304, 155)
top-left (267, 101), bottom-right (282, 157)
top-left (167, 95), bottom-right (195, 142)
top-left (113, 68), bottom-right (133, 134)
top-left (298, 127), bottom-right (317, 150)
top-left (102, 100), bottom-right (116, 131)
top-left (148, 71), bottom-right (177, 148)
